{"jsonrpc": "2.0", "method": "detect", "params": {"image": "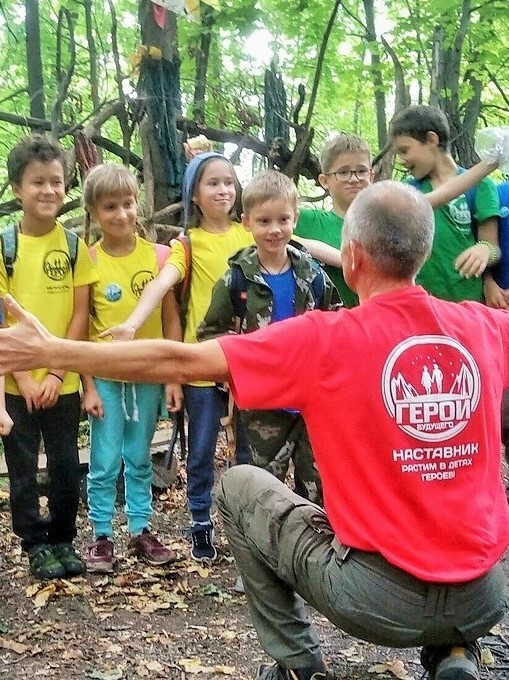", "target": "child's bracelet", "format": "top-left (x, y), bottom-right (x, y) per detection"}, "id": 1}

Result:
top-left (477, 240), bottom-right (502, 266)
top-left (48, 372), bottom-right (64, 383)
